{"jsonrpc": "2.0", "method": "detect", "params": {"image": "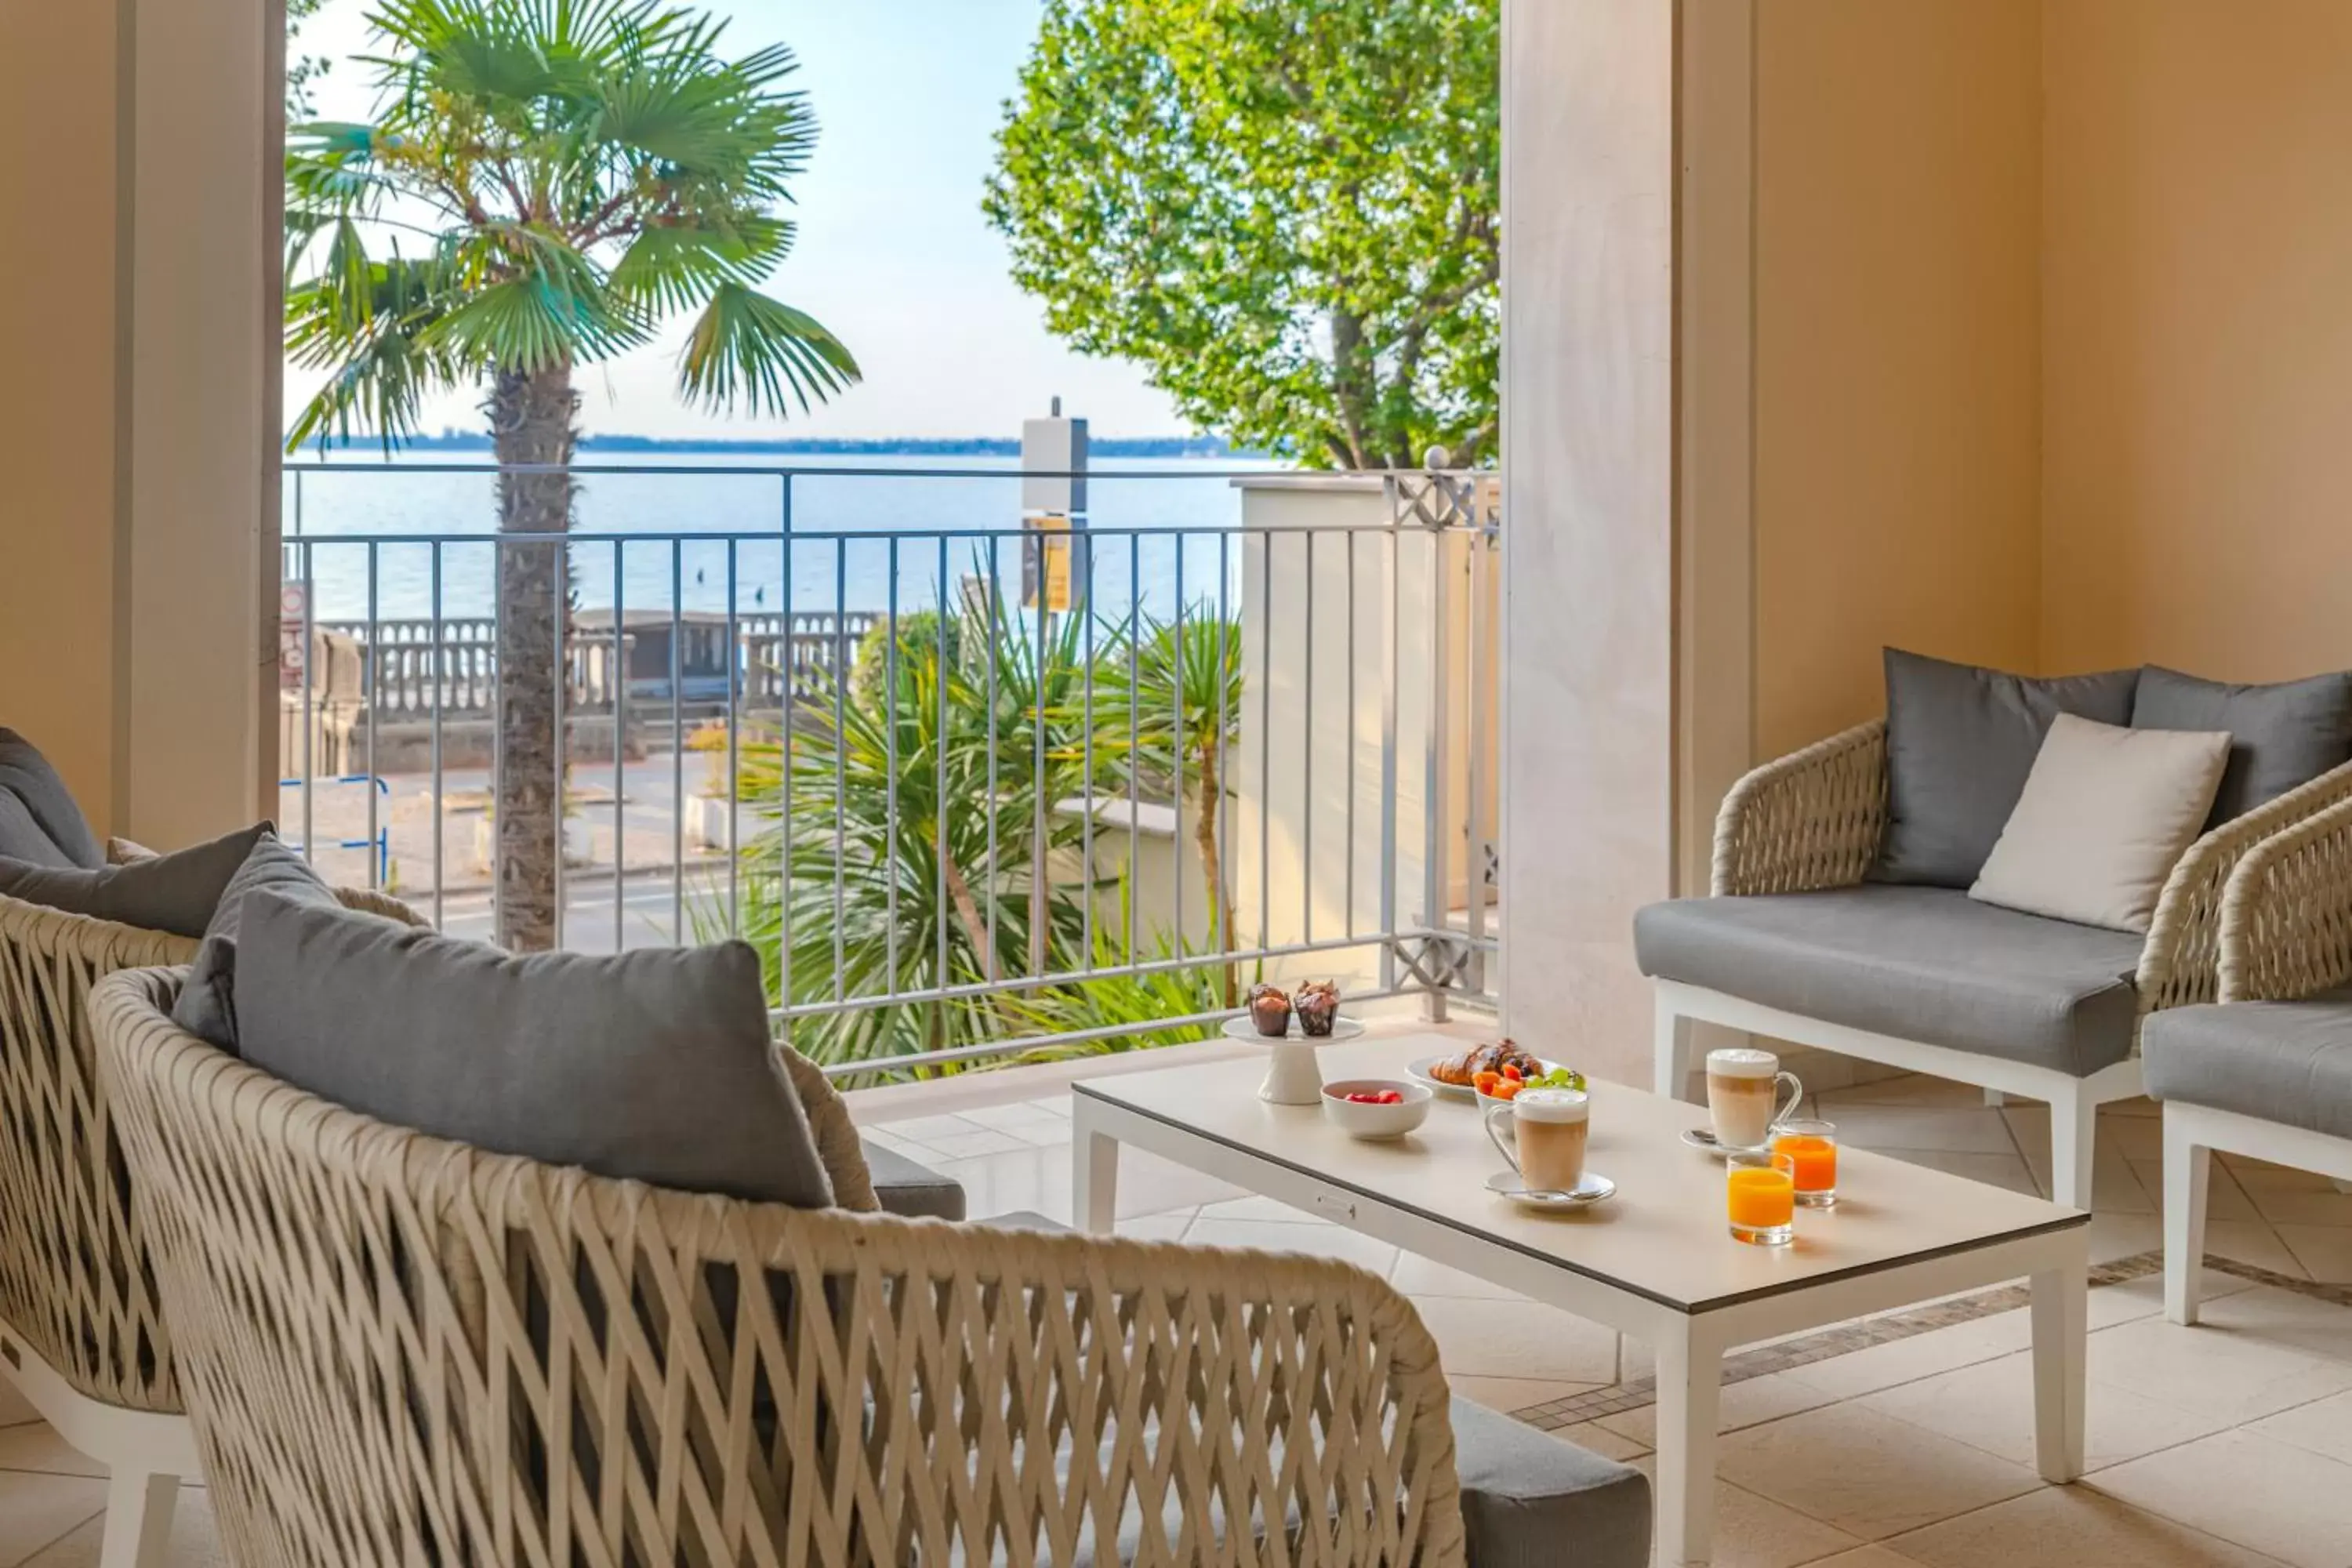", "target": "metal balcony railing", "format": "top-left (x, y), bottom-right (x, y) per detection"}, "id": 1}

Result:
top-left (279, 460), bottom-right (1500, 1080)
